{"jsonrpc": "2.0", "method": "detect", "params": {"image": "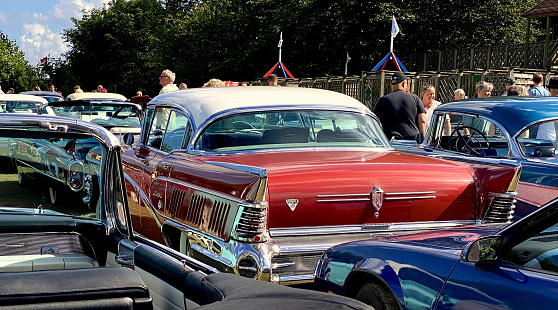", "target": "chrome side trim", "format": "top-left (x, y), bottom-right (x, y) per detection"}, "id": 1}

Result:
top-left (385, 196), bottom-right (436, 201)
top-left (269, 220), bottom-right (479, 238)
top-left (316, 191), bottom-right (436, 203)
top-left (273, 274), bottom-right (314, 285)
